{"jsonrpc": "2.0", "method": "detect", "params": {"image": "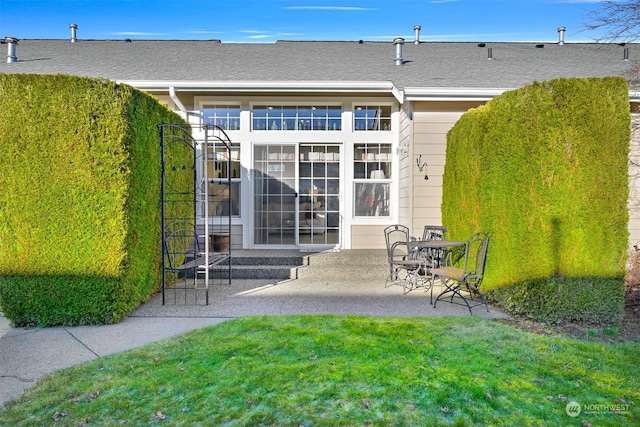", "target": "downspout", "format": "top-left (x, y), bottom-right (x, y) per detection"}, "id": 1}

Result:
top-left (169, 86), bottom-right (187, 118)
top-left (407, 100), bottom-right (415, 235)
